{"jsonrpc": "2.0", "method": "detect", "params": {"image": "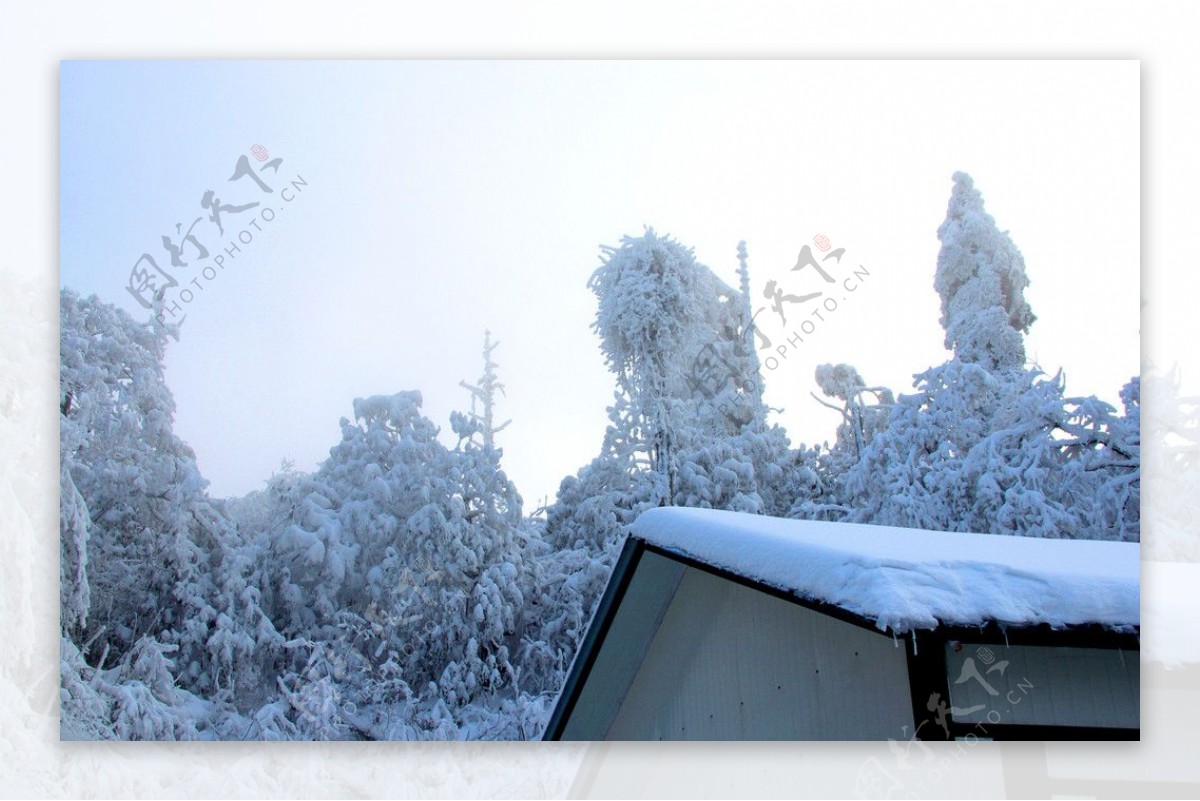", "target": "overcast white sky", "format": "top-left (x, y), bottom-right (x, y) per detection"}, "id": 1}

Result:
top-left (60, 60), bottom-right (1139, 507)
